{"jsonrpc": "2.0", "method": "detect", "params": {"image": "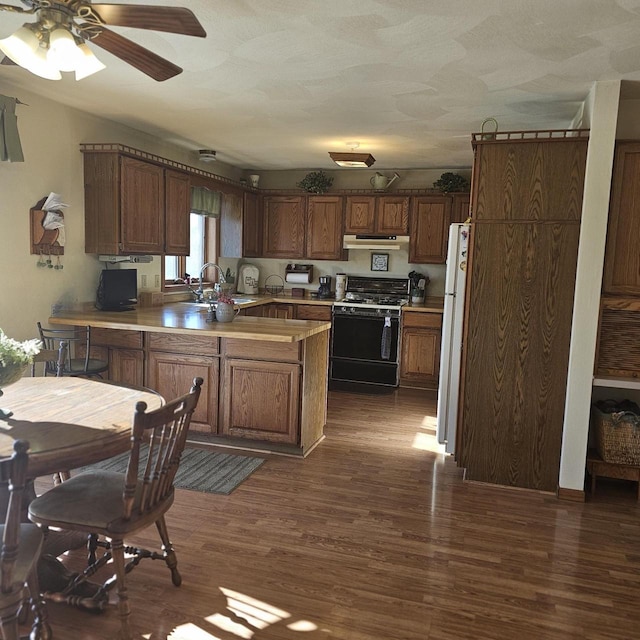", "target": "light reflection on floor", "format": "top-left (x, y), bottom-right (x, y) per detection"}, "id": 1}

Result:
top-left (412, 414), bottom-right (446, 453)
top-left (167, 587), bottom-right (319, 640)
